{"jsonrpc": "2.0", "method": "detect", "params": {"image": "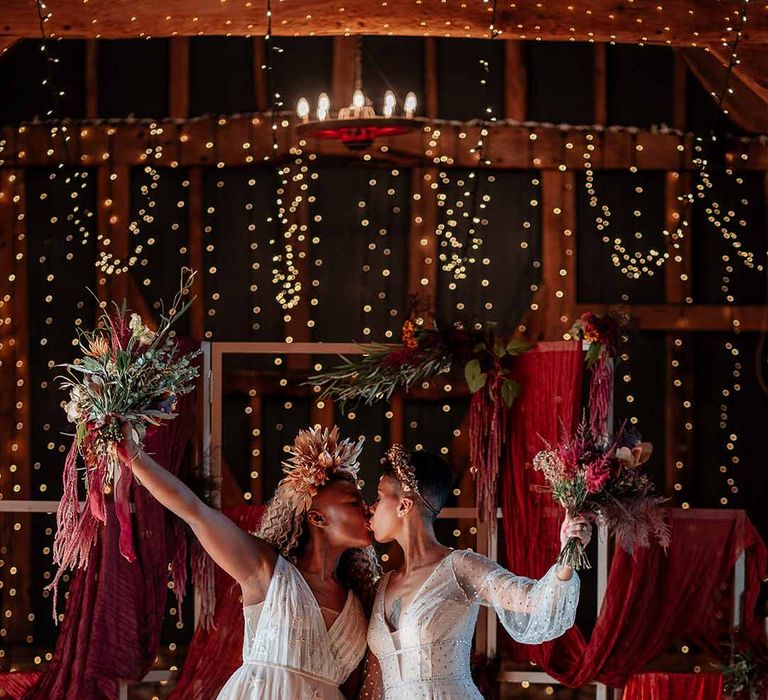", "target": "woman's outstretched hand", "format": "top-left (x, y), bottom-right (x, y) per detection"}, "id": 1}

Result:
top-left (115, 418), bottom-right (140, 465)
top-left (559, 513), bottom-right (593, 550)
